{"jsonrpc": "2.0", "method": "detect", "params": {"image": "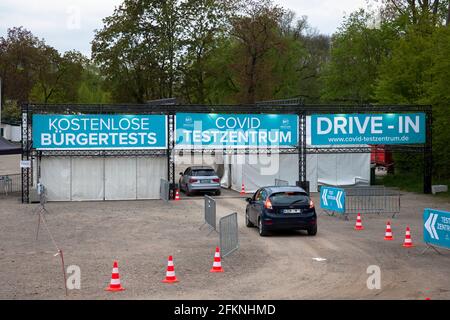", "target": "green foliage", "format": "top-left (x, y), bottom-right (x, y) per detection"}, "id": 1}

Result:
top-left (380, 172), bottom-right (450, 198)
top-left (1, 100), bottom-right (21, 123)
top-left (77, 65), bottom-right (112, 104)
top-left (321, 10), bottom-right (397, 103)
top-left (374, 27), bottom-right (433, 103)
top-left (1, 27), bottom-right (108, 107)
